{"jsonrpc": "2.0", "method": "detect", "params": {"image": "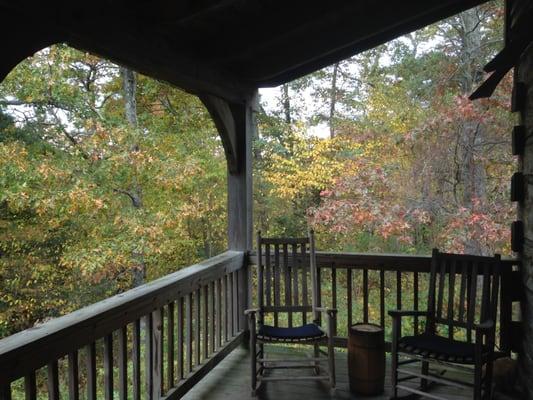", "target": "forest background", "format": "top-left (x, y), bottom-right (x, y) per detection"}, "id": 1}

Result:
top-left (0, 1), bottom-right (515, 338)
